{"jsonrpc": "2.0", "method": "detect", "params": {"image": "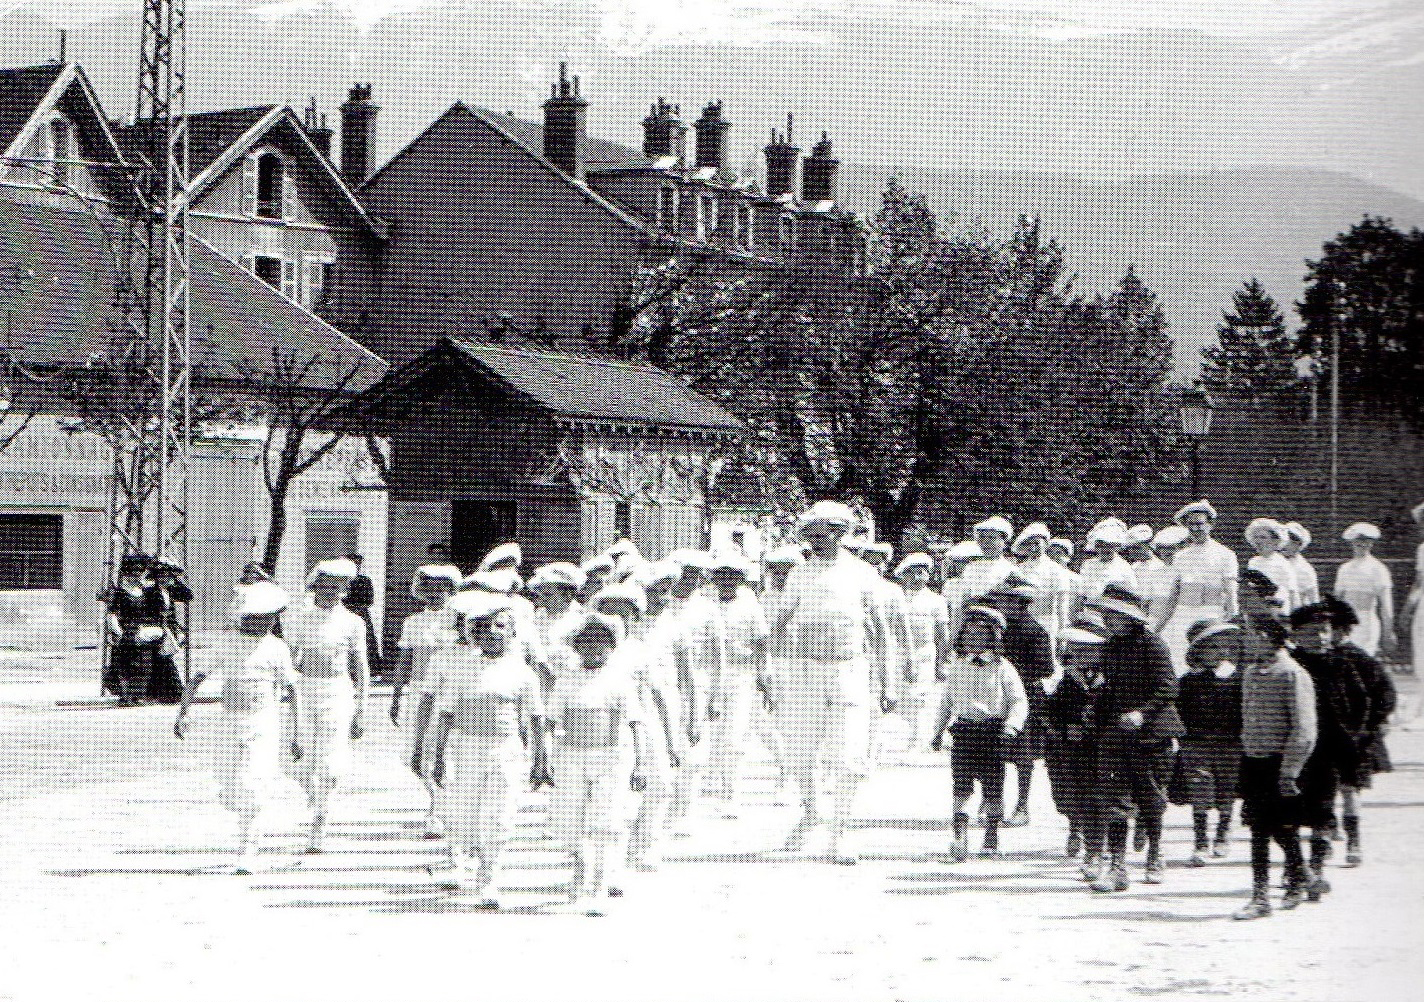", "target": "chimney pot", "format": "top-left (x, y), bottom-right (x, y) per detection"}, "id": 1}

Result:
top-left (339, 83), bottom-right (379, 186)
top-left (694, 100), bottom-right (732, 173)
top-left (544, 64), bottom-right (588, 178)
top-left (801, 130), bottom-right (839, 204)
